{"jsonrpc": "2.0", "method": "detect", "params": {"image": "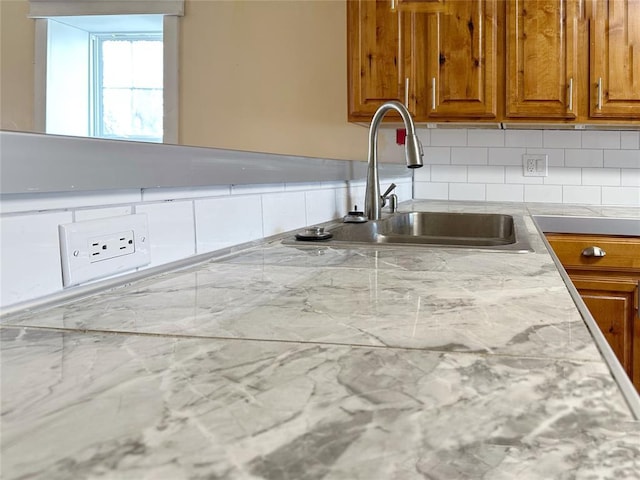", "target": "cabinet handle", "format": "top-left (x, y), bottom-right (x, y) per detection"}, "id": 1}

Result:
top-left (431, 77), bottom-right (436, 110)
top-left (405, 77), bottom-right (409, 108)
top-left (391, 0), bottom-right (396, 11)
top-left (568, 78), bottom-right (573, 112)
top-left (581, 246), bottom-right (606, 257)
top-left (597, 77), bottom-right (602, 110)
